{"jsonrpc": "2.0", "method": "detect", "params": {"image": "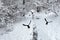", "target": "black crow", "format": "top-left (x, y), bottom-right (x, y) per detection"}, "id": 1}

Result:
top-left (44, 18), bottom-right (52, 25)
top-left (44, 18), bottom-right (48, 25)
top-left (23, 24), bottom-right (30, 28)
top-left (23, 21), bottom-right (31, 28)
